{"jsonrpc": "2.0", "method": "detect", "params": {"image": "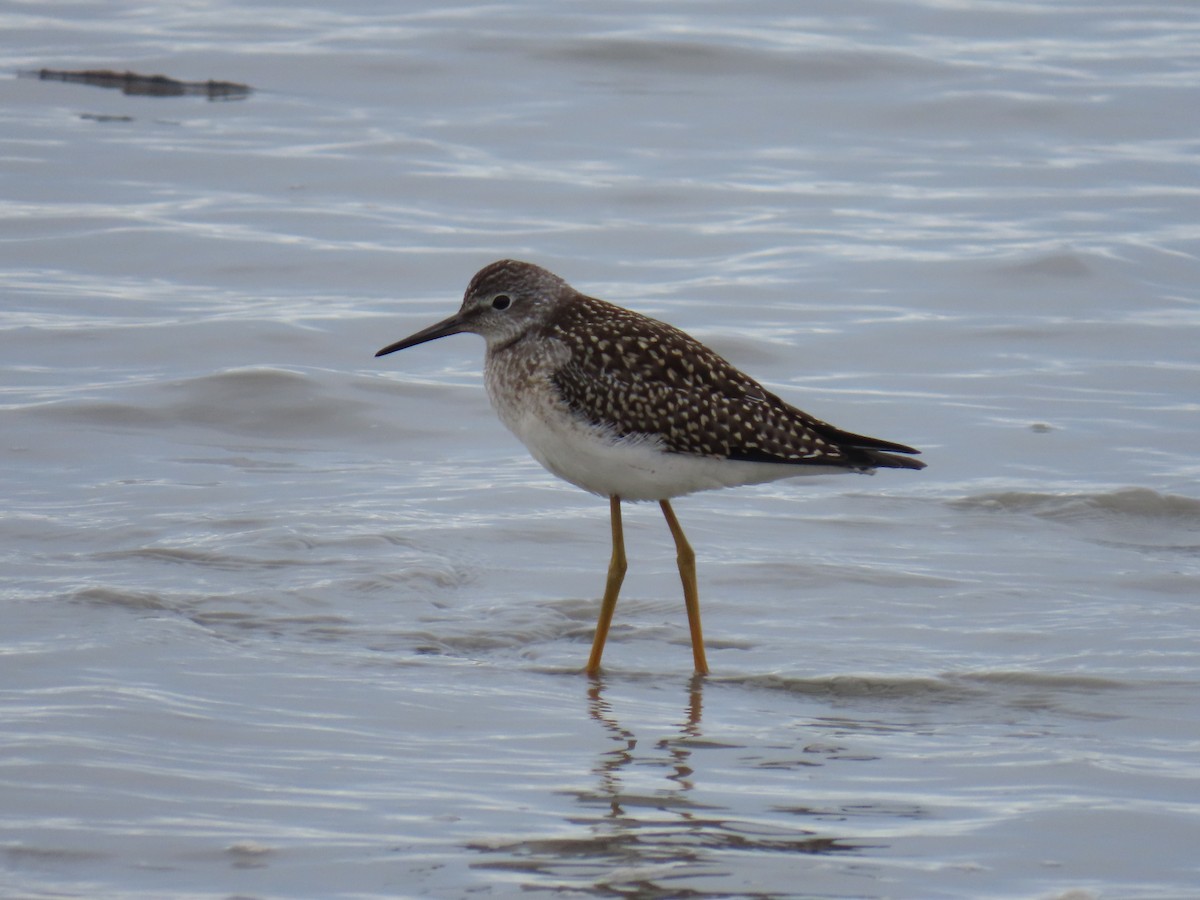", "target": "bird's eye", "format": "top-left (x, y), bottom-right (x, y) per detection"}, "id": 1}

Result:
top-left (491, 294), bottom-right (512, 311)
